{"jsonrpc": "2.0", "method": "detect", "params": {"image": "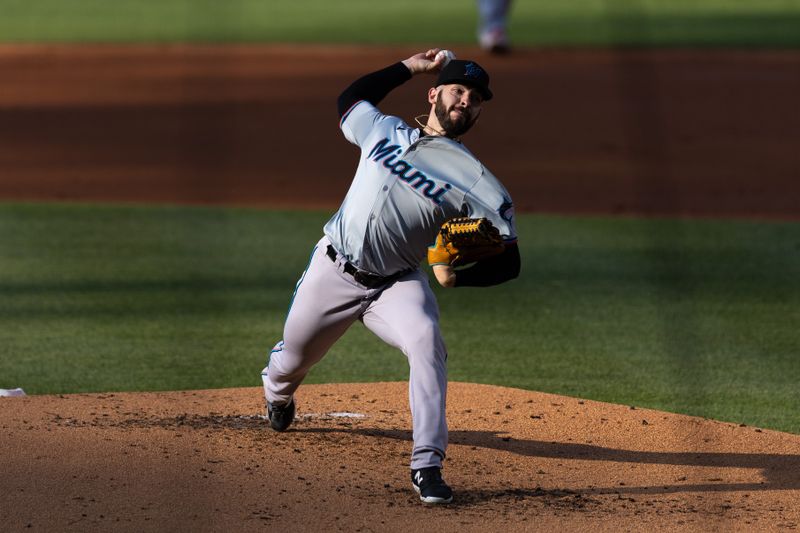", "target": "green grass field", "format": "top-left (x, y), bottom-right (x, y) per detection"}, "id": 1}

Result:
top-left (1, 0), bottom-right (800, 47)
top-left (1, 203), bottom-right (797, 433)
top-left (1, 0), bottom-right (798, 438)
